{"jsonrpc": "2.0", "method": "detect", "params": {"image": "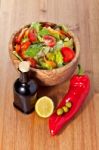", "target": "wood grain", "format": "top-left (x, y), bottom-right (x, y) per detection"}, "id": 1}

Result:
top-left (0, 0), bottom-right (99, 150)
